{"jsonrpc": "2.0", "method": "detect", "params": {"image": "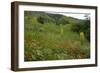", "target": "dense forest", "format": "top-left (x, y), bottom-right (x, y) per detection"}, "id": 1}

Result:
top-left (24, 11), bottom-right (90, 61)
